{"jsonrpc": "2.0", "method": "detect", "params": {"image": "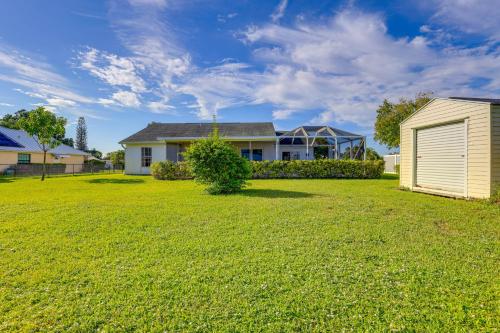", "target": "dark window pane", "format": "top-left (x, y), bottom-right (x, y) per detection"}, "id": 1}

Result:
top-left (18, 153), bottom-right (31, 164)
top-left (141, 147), bottom-right (152, 167)
top-left (241, 149), bottom-right (250, 160)
top-left (252, 149), bottom-right (263, 161)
